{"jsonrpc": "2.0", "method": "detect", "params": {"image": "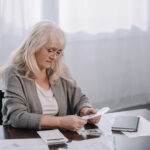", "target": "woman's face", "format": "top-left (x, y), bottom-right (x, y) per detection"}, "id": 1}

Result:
top-left (35, 40), bottom-right (63, 71)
